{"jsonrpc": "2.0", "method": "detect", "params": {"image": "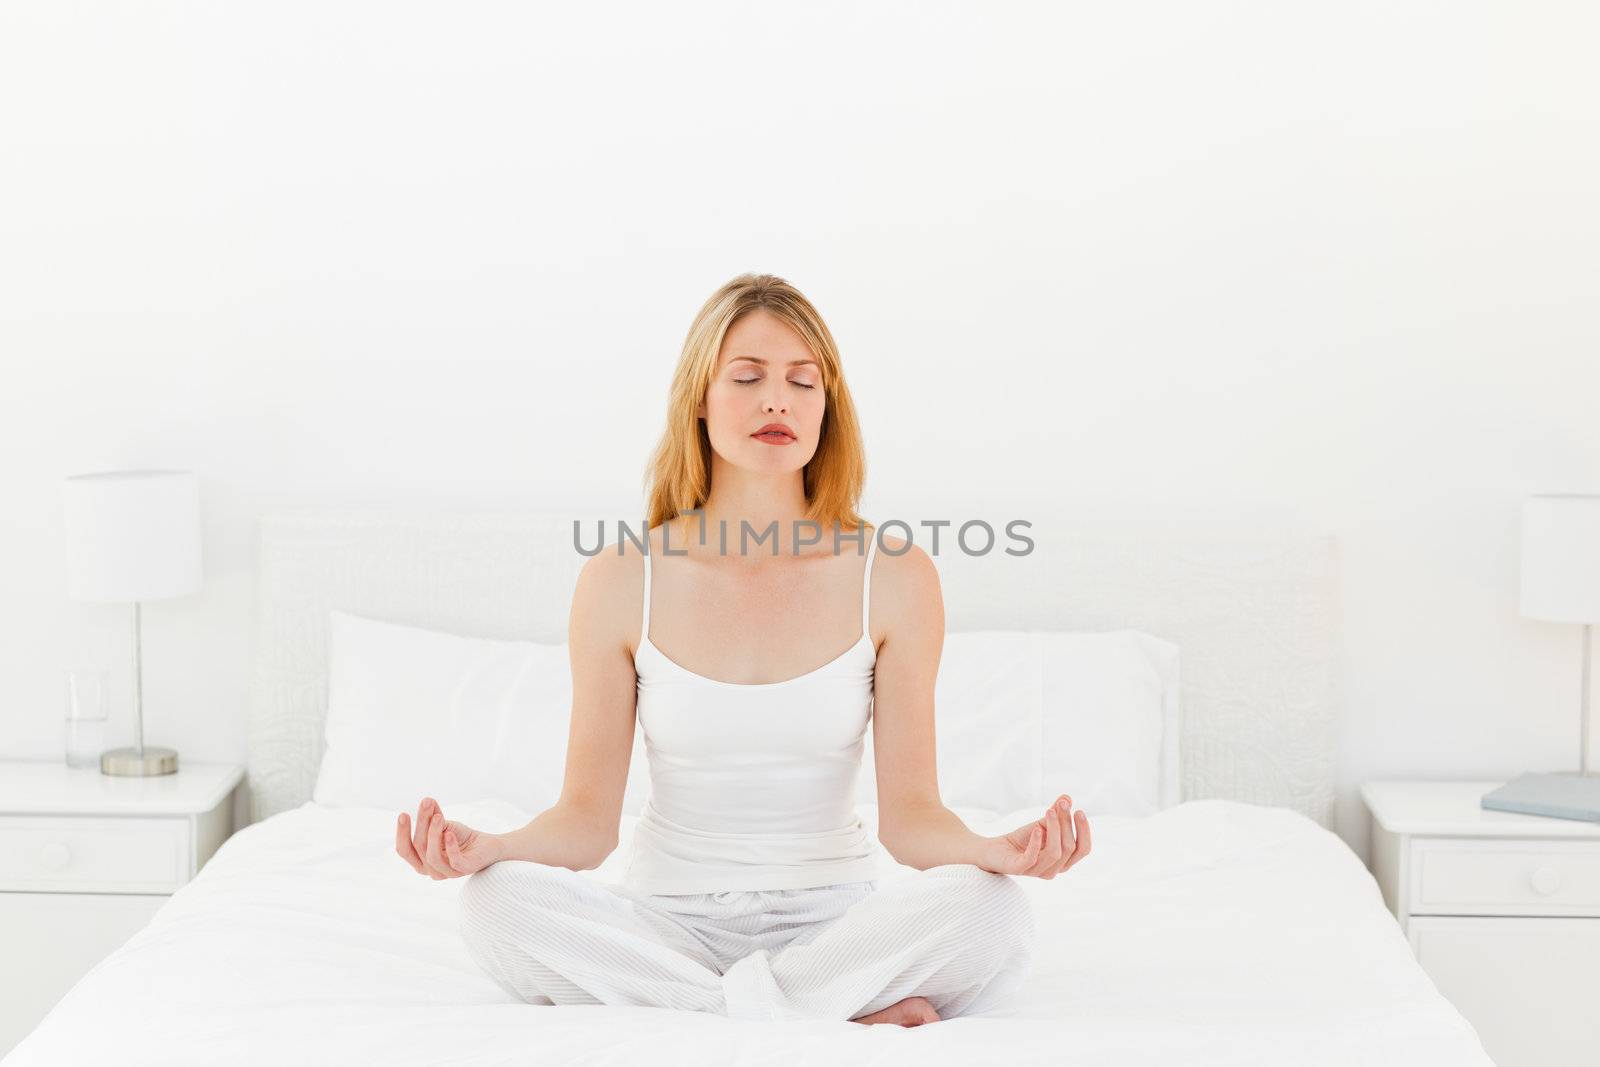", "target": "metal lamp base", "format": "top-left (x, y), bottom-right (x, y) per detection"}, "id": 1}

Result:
top-left (101, 746), bottom-right (179, 776)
